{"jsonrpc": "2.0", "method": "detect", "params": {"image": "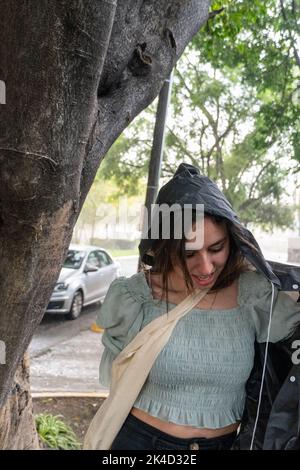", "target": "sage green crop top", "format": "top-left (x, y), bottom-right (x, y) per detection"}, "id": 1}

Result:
top-left (97, 270), bottom-right (300, 429)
